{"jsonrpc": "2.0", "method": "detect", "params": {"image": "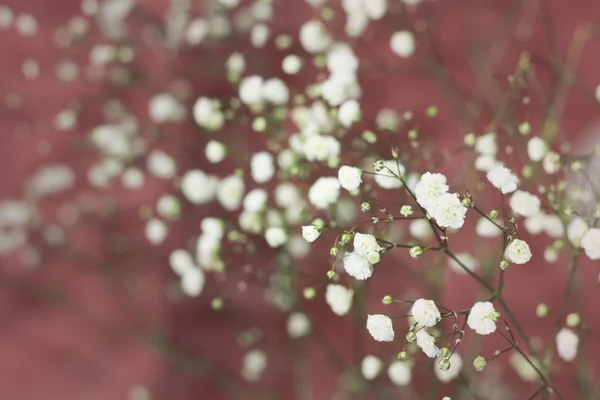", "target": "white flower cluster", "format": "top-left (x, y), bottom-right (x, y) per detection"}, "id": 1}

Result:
top-left (343, 233), bottom-right (382, 280)
top-left (487, 165), bottom-right (519, 194)
top-left (366, 314), bottom-right (394, 342)
top-left (467, 301), bottom-right (499, 335)
top-left (415, 172), bottom-right (467, 229)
